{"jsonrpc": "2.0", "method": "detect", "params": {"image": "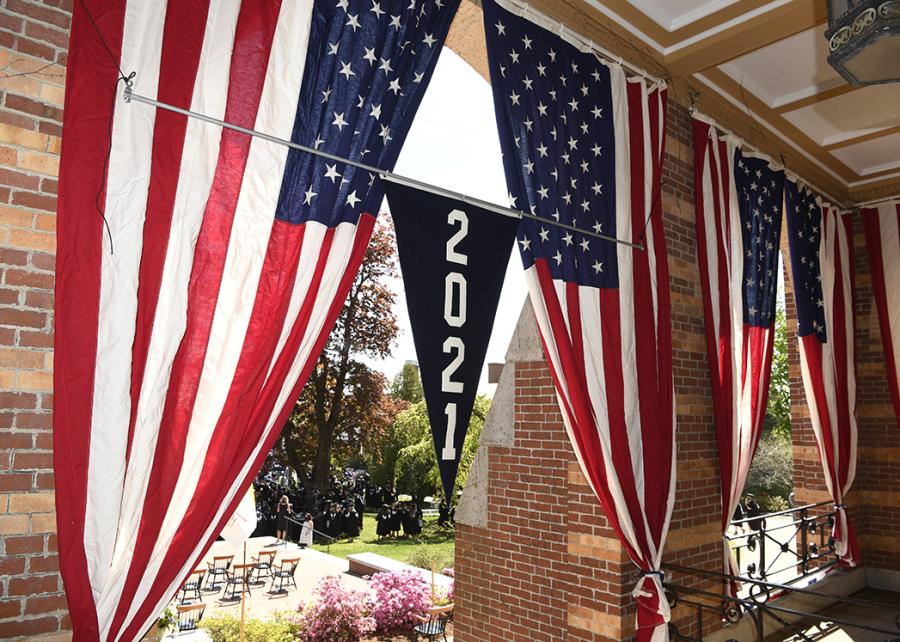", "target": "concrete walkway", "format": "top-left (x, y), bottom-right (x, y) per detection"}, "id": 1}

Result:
top-left (767, 588), bottom-right (900, 641)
